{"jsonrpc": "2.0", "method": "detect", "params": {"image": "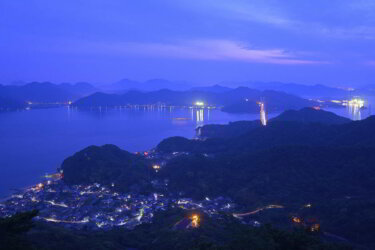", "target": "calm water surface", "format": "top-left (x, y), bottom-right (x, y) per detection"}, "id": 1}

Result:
top-left (0, 107), bottom-right (261, 198)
